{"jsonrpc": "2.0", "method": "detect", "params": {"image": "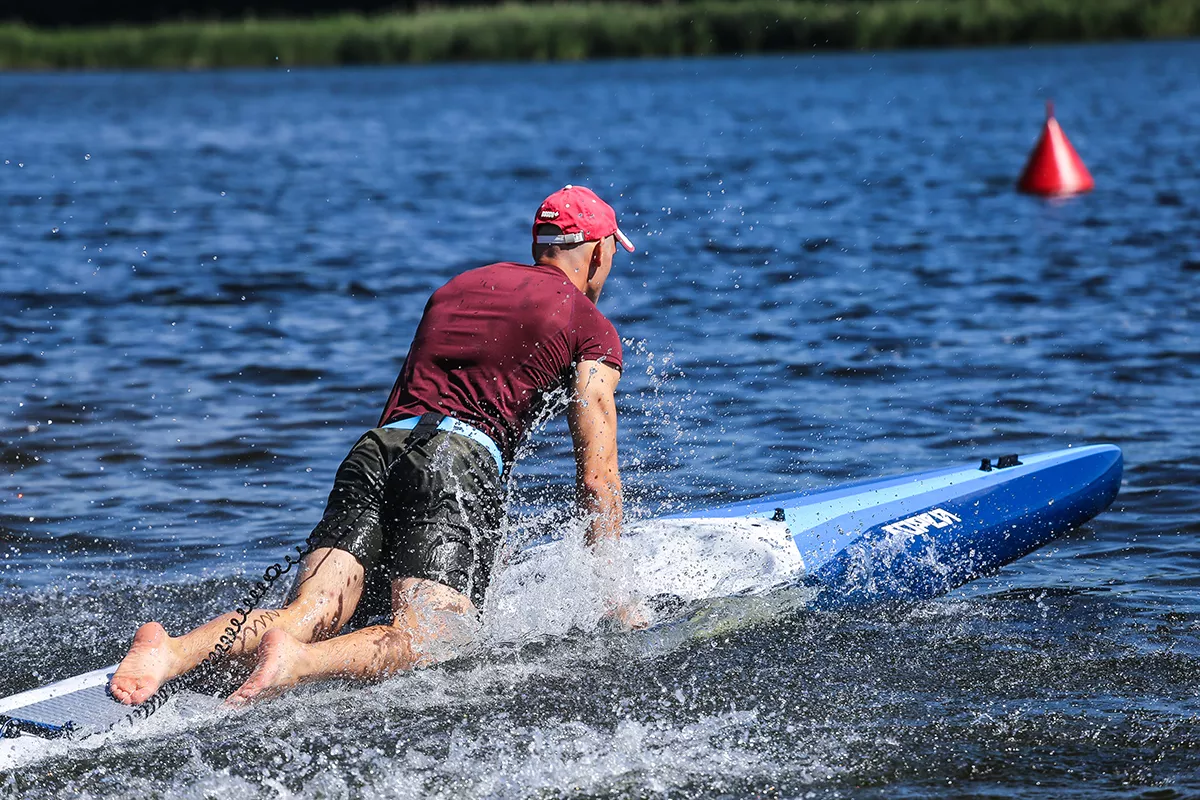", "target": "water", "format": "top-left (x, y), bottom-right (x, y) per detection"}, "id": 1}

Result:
top-left (2, 40), bottom-right (1199, 796)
